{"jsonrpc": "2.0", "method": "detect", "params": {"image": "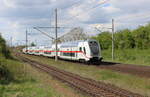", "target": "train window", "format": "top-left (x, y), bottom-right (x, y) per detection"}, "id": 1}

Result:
top-left (71, 53), bottom-right (75, 57)
top-left (83, 47), bottom-right (86, 54)
top-left (63, 52), bottom-right (75, 57)
top-left (44, 52), bottom-right (51, 54)
top-left (36, 51), bottom-right (39, 53)
top-left (63, 53), bottom-right (65, 56)
top-left (63, 52), bottom-right (67, 56)
top-left (79, 47), bottom-right (82, 51)
top-left (76, 53), bottom-right (77, 57)
top-left (94, 41), bottom-right (98, 45)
